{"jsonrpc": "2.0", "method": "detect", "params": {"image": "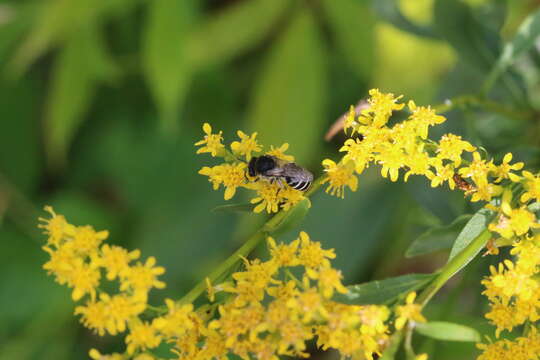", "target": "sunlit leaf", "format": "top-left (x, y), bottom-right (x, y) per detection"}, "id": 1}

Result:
top-left (406, 215), bottom-right (472, 258)
top-left (321, 0), bottom-right (375, 78)
top-left (143, 0), bottom-right (197, 131)
top-left (334, 273), bottom-right (434, 305)
top-left (372, 0), bottom-right (439, 39)
top-left (415, 321), bottom-right (481, 342)
top-left (247, 10), bottom-right (327, 163)
top-left (45, 25), bottom-right (118, 168)
top-left (187, 0), bottom-right (288, 68)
